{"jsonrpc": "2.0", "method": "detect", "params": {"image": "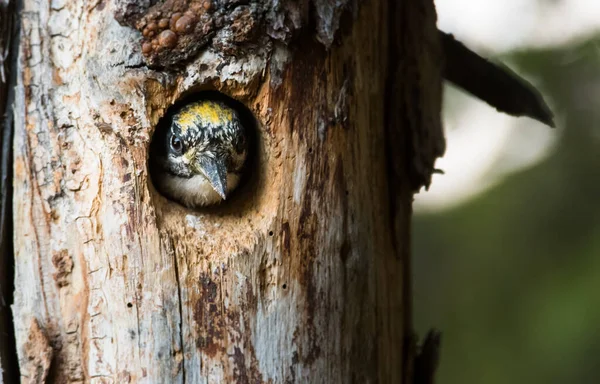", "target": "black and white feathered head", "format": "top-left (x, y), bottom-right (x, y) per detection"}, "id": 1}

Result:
top-left (152, 100), bottom-right (247, 207)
